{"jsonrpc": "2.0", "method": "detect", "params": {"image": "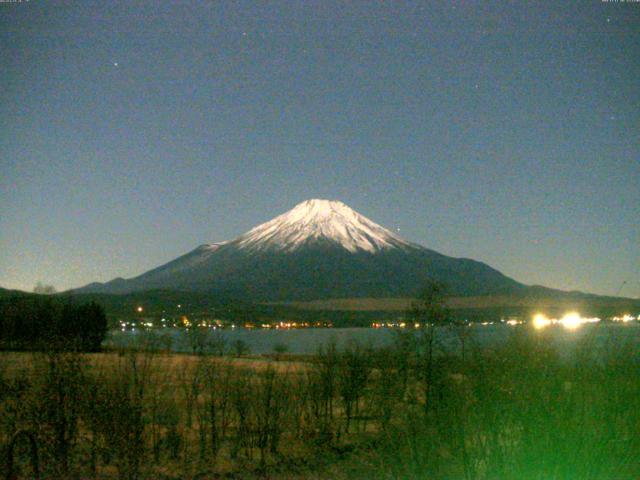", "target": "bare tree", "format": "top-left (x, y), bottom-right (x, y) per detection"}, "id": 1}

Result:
top-left (31, 350), bottom-right (85, 476)
top-left (337, 341), bottom-right (371, 434)
top-left (229, 369), bottom-right (252, 460)
top-left (409, 281), bottom-right (451, 415)
top-left (199, 359), bottom-right (232, 461)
